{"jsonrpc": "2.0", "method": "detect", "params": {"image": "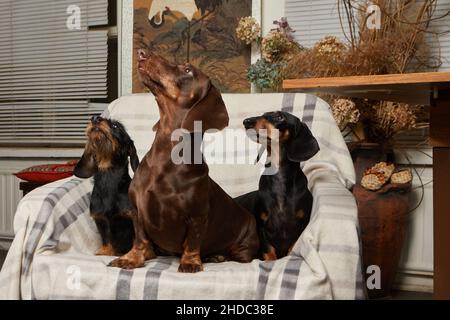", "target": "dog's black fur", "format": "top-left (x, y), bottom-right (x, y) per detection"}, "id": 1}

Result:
top-left (235, 111), bottom-right (320, 260)
top-left (74, 116), bottom-right (139, 256)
